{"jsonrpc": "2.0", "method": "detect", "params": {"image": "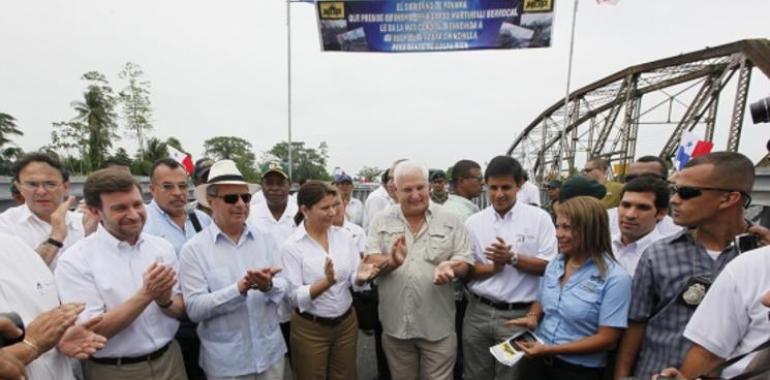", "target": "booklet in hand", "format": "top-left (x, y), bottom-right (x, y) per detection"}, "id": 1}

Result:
top-left (489, 330), bottom-right (543, 367)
